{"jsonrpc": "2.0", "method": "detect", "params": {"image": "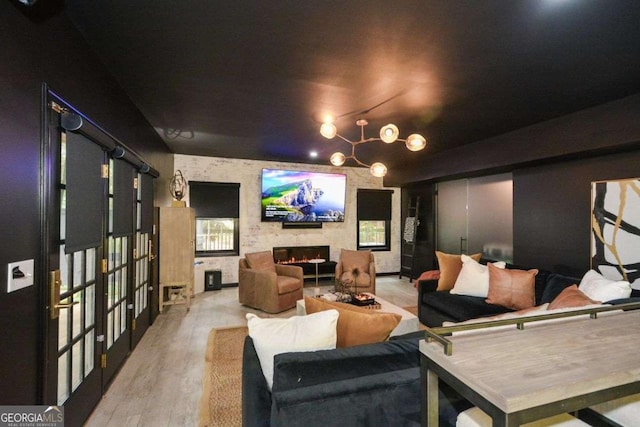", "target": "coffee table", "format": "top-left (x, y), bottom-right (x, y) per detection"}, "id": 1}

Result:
top-left (296, 292), bottom-right (419, 337)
